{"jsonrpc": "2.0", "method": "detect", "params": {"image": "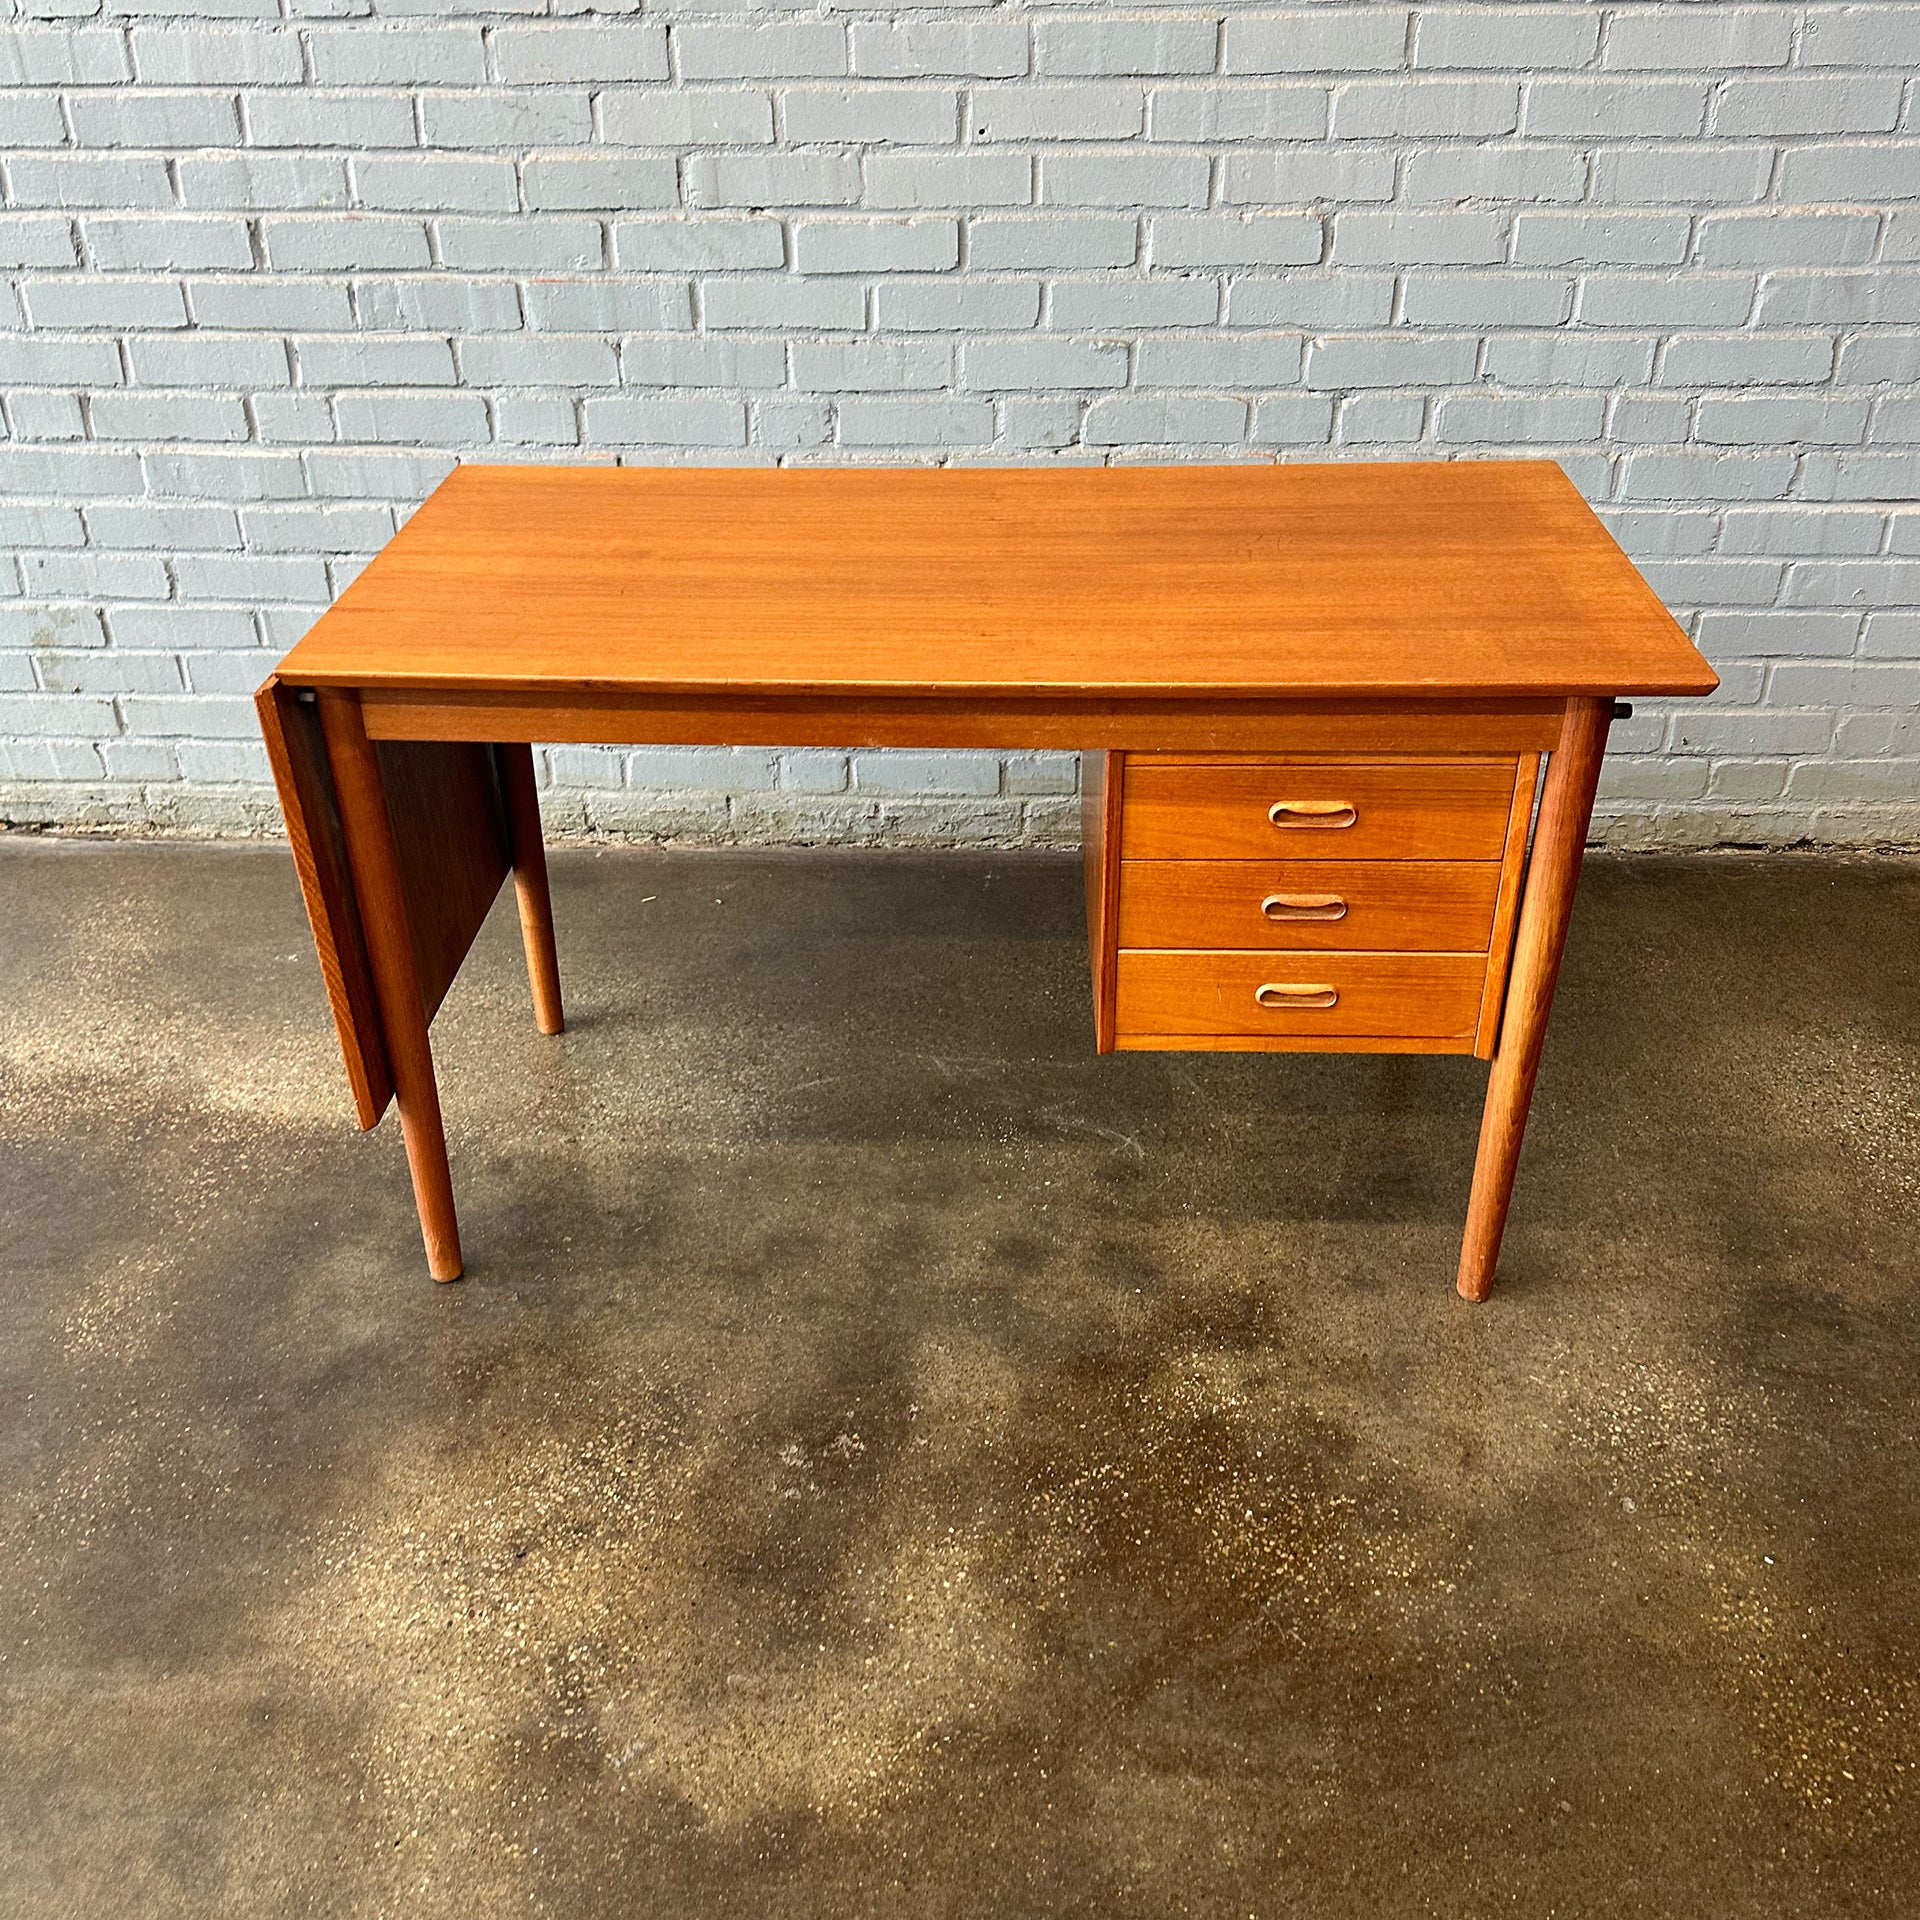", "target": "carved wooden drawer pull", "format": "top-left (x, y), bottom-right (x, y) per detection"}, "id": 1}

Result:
top-left (1255, 982), bottom-right (1340, 1010)
top-left (1268, 799), bottom-right (1357, 829)
top-left (1260, 891), bottom-right (1349, 922)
